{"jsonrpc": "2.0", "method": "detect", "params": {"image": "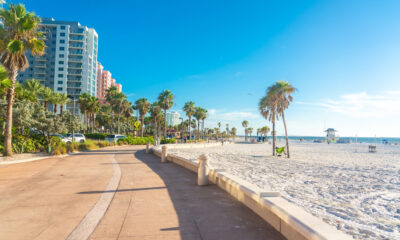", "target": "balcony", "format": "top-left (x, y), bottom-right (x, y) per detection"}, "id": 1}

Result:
top-left (69, 36), bottom-right (84, 41)
top-left (69, 44), bottom-right (84, 49)
top-left (68, 70), bottom-right (82, 75)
